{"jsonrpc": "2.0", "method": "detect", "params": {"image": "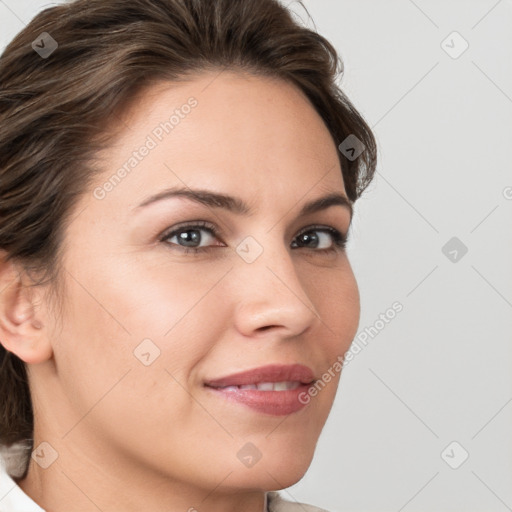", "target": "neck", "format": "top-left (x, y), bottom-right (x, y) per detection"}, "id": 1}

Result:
top-left (15, 441), bottom-right (267, 512)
